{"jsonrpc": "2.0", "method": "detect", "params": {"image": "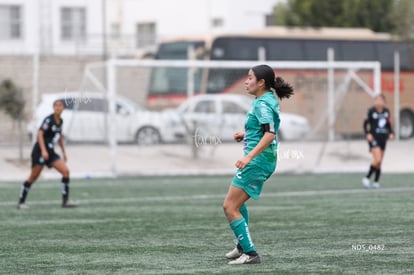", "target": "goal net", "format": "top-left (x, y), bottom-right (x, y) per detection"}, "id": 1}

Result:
top-left (73, 58), bottom-right (381, 176)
